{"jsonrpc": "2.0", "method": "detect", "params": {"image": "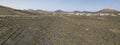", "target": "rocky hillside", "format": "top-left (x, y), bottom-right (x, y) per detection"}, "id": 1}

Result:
top-left (99, 9), bottom-right (118, 13)
top-left (0, 5), bottom-right (40, 15)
